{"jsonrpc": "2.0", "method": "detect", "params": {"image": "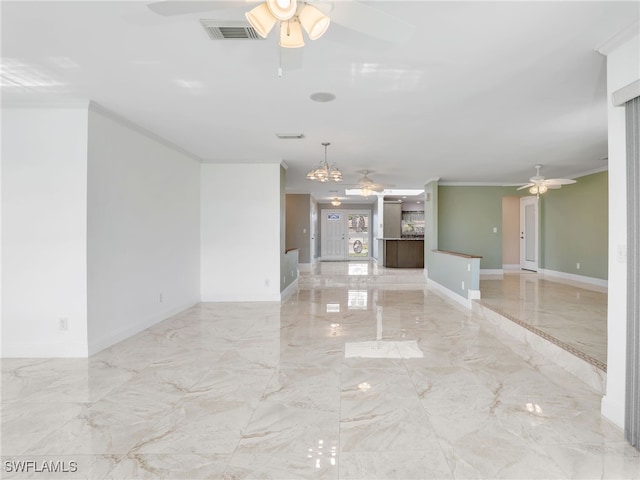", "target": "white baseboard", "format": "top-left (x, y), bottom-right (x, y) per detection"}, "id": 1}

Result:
top-left (427, 279), bottom-right (472, 309)
top-left (88, 301), bottom-right (198, 356)
top-left (503, 264), bottom-right (521, 270)
top-left (2, 340), bottom-right (89, 358)
top-left (281, 278), bottom-right (299, 300)
top-left (480, 269), bottom-right (503, 275)
top-left (601, 395), bottom-right (625, 430)
top-left (539, 268), bottom-right (608, 288)
top-left (468, 289), bottom-right (481, 300)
